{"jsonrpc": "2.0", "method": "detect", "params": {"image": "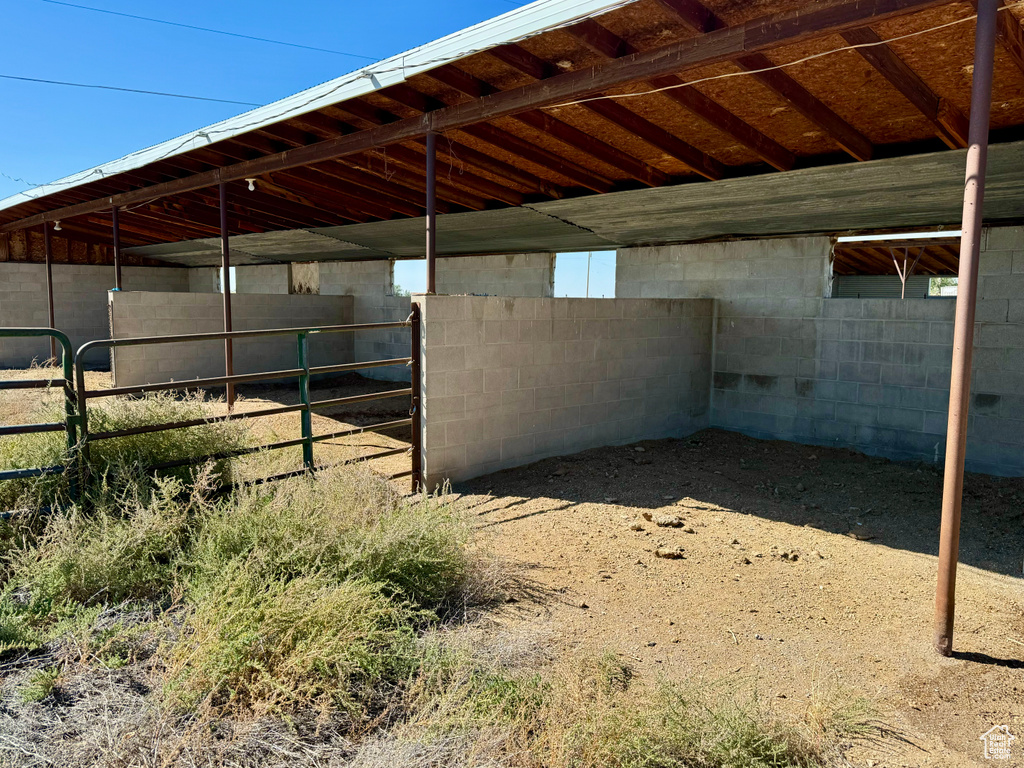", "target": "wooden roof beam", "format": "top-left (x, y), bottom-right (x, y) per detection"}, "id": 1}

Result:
top-left (976, 0), bottom-right (1024, 78)
top-left (490, 41), bottom-right (724, 179)
top-left (416, 134), bottom-right (566, 197)
top-left (2, 0), bottom-right (949, 232)
top-left (841, 26), bottom-right (969, 148)
top-left (564, 18), bottom-right (796, 171)
top-left (288, 104), bottom-right (525, 205)
top-left (426, 64), bottom-right (670, 186)
top-left (457, 123), bottom-right (616, 192)
top-left (653, 0), bottom-right (874, 161)
top-left (351, 93), bottom-right (617, 193)
top-left (225, 132), bottom-right (428, 218)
